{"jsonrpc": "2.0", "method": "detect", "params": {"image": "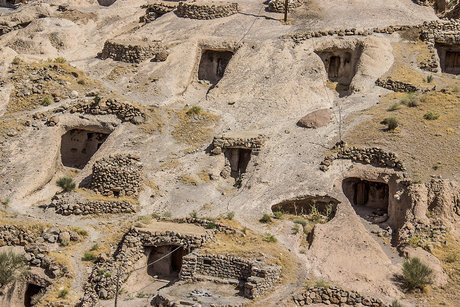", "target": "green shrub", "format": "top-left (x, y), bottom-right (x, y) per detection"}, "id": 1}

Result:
top-left (259, 214), bottom-right (272, 223)
top-left (12, 57), bottom-right (21, 65)
top-left (60, 239), bottom-right (69, 247)
top-left (388, 102), bottom-right (400, 111)
top-left (189, 211), bottom-right (198, 219)
top-left (382, 117), bottom-right (399, 131)
top-left (186, 106), bottom-right (202, 115)
top-left (0, 250), bottom-right (29, 287)
top-left (104, 272), bottom-right (111, 277)
top-left (54, 57), bottom-right (67, 63)
top-left (263, 233), bottom-right (277, 243)
top-left (400, 92), bottom-right (418, 107)
top-left (292, 224), bottom-right (300, 235)
top-left (273, 211), bottom-right (283, 219)
top-left (41, 96), bottom-right (51, 106)
top-left (137, 215), bottom-right (152, 225)
top-left (151, 212), bottom-right (160, 219)
top-left (391, 299), bottom-right (403, 307)
top-left (58, 289), bottom-right (69, 298)
top-left (325, 204), bottom-right (334, 221)
top-left (423, 111), bottom-right (440, 120)
top-left (74, 228), bottom-right (88, 236)
top-left (56, 177), bottom-right (76, 192)
top-left (402, 257), bottom-right (433, 291)
top-left (308, 205), bottom-right (322, 222)
top-left (1, 198), bottom-right (10, 210)
top-left (225, 211), bottom-right (235, 220)
top-left (205, 222), bottom-right (217, 229)
top-left (93, 95), bottom-right (101, 104)
top-left (294, 219), bottom-right (307, 226)
top-left (97, 269), bottom-right (105, 276)
top-left (427, 75), bottom-right (433, 83)
top-left (163, 211), bottom-right (172, 218)
top-left (315, 280), bottom-right (330, 288)
top-left (90, 244), bottom-right (99, 251)
top-left (82, 252), bottom-right (96, 261)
